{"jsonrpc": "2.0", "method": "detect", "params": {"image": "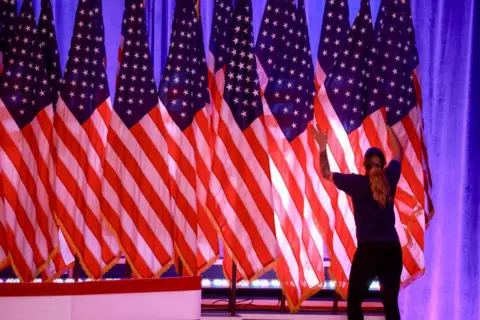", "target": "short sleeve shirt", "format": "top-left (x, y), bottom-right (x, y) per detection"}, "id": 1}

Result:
top-left (333, 160), bottom-right (402, 243)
